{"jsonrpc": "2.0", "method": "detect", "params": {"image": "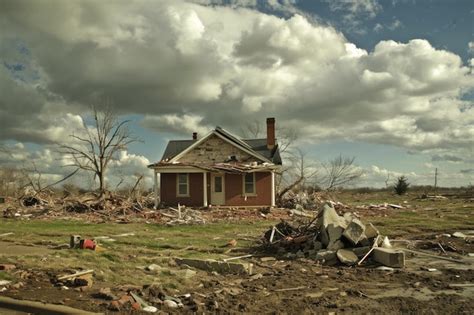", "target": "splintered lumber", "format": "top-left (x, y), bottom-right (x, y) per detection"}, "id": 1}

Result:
top-left (222, 254), bottom-right (253, 262)
top-left (402, 248), bottom-right (466, 264)
top-left (57, 269), bottom-right (94, 281)
top-left (269, 226), bottom-right (276, 243)
top-left (448, 283), bottom-right (474, 288)
top-left (0, 296), bottom-right (102, 315)
top-left (358, 235), bottom-right (380, 265)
